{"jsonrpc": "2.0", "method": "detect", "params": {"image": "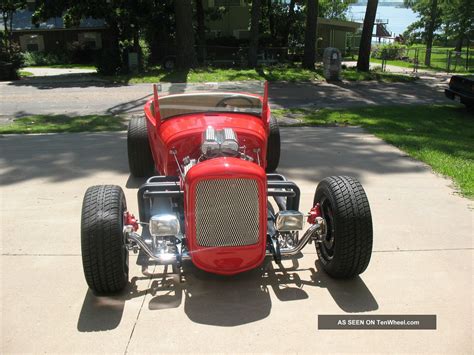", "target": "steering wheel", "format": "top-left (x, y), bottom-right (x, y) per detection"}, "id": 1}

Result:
top-left (215, 95), bottom-right (256, 109)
